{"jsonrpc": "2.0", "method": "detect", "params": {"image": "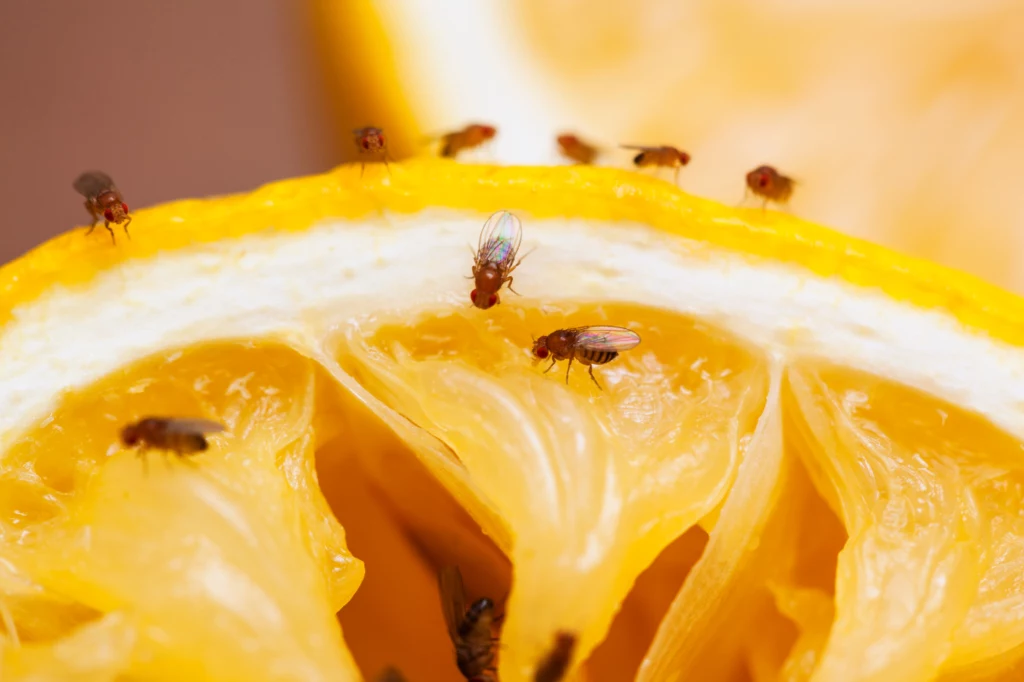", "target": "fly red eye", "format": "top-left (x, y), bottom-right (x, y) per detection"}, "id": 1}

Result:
top-left (535, 347), bottom-right (549, 359)
top-left (104, 209), bottom-right (114, 221)
top-left (362, 139), bottom-right (370, 150)
top-left (121, 202), bottom-right (129, 214)
top-left (378, 134), bottom-right (385, 145)
top-left (488, 294), bottom-right (498, 307)
top-left (470, 289), bottom-right (478, 303)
